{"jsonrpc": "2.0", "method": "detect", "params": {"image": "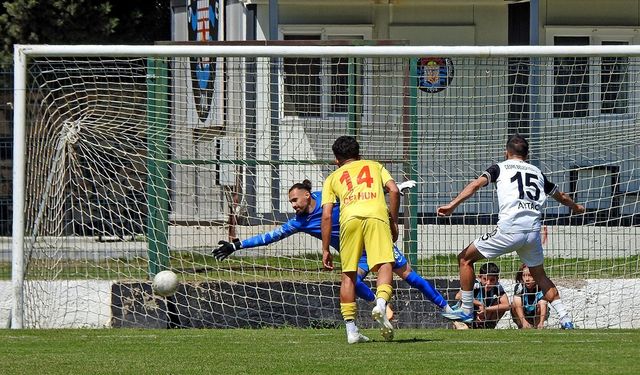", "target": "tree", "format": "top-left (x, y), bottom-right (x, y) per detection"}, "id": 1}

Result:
top-left (0, 0), bottom-right (171, 64)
